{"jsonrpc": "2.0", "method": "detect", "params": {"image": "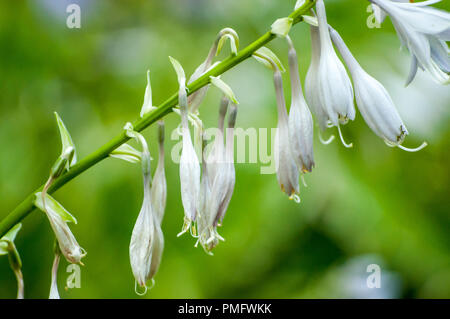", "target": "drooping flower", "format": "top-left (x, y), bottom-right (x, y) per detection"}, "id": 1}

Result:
top-left (273, 67), bottom-right (300, 200)
top-left (253, 47), bottom-right (300, 201)
top-left (0, 223), bottom-right (24, 299)
top-left (197, 98), bottom-right (229, 252)
top-left (369, 0), bottom-right (450, 85)
top-left (34, 193), bottom-right (86, 265)
top-left (330, 26), bottom-right (427, 152)
top-left (196, 100), bottom-right (237, 253)
top-left (170, 57), bottom-right (201, 237)
top-left (214, 102), bottom-right (237, 226)
top-left (124, 123), bottom-right (159, 293)
top-left (286, 35), bottom-right (315, 173)
top-left (148, 121), bottom-right (166, 280)
top-left (316, 0), bottom-right (356, 132)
